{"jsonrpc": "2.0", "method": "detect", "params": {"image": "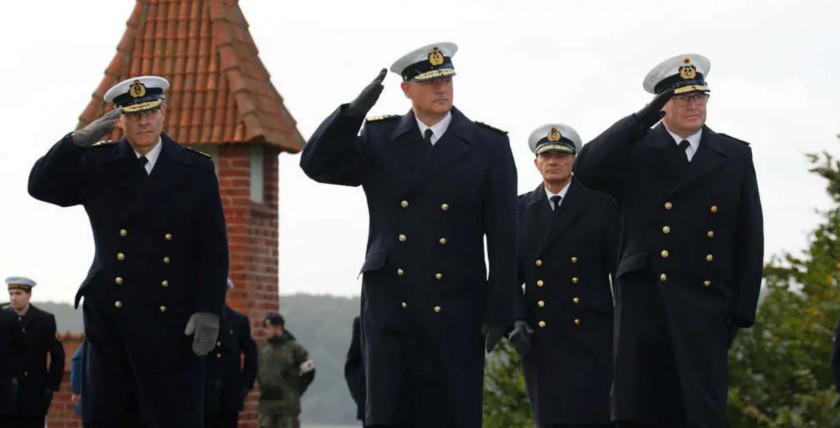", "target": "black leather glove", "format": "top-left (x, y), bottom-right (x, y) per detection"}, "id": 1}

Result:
top-left (481, 323), bottom-right (505, 353)
top-left (71, 108), bottom-right (122, 147)
top-left (633, 88), bottom-right (675, 129)
top-left (345, 68), bottom-right (387, 117)
top-left (184, 312), bottom-right (220, 356)
top-left (508, 320), bottom-right (534, 359)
